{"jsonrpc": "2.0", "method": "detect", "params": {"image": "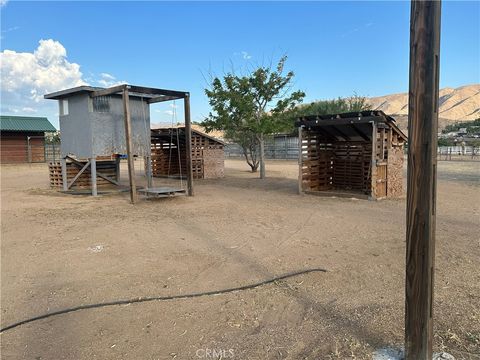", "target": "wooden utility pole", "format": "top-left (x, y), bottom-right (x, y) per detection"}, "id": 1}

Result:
top-left (184, 93), bottom-right (194, 196)
top-left (123, 87), bottom-right (137, 204)
top-left (405, 1), bottom-right (441, 359)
